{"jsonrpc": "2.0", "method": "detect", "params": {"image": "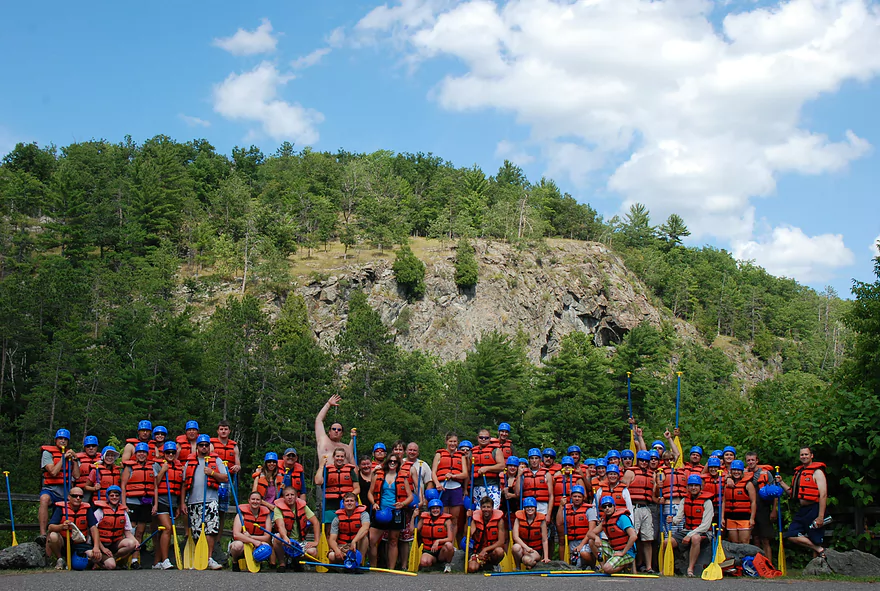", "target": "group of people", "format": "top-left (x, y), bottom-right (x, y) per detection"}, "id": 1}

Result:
top-left (33, 395), bottom-right (828, 576)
